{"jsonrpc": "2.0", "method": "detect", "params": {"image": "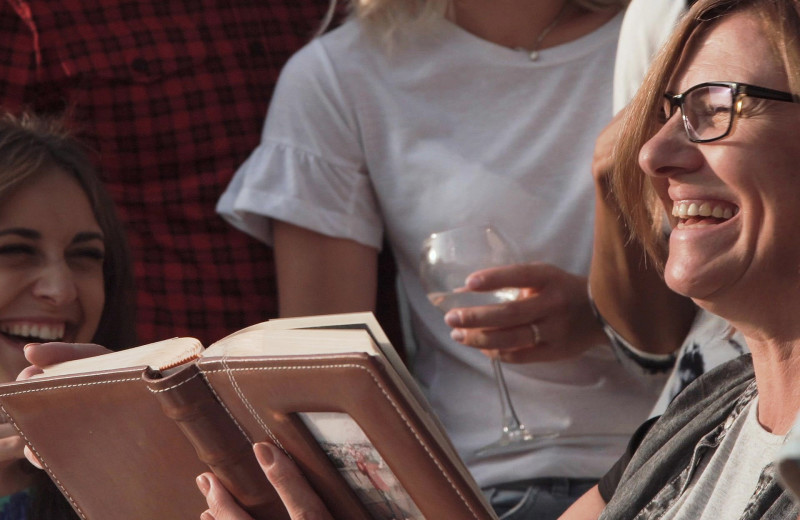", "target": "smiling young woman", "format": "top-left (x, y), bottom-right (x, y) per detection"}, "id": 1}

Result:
top-left (0, 113), bottom-right (135, 519)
